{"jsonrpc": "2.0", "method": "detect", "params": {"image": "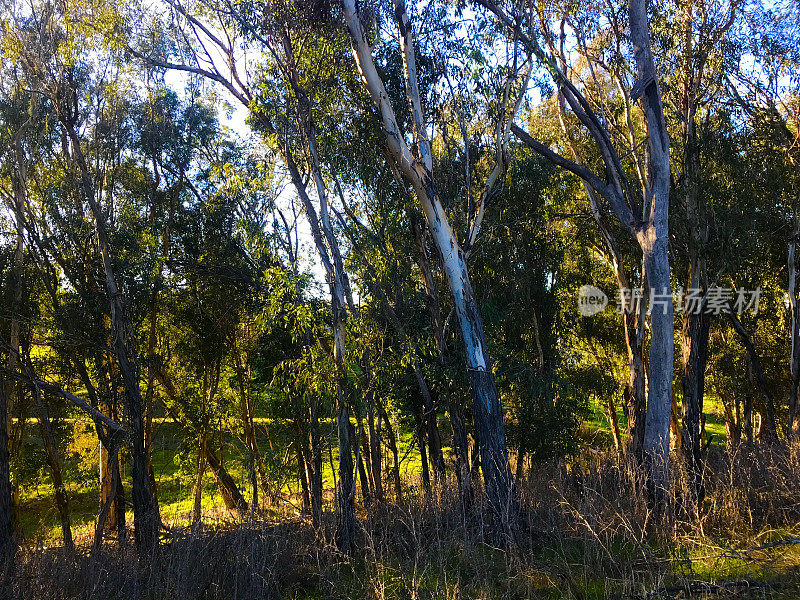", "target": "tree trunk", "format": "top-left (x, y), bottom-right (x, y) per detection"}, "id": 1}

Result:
top-left (380, 406), bottom-right (402, 502)
top-left (624, 306), bottom-right (647, 462)
top-left (0, 375), bottom-right (14, 567)
top-left (192, 435), bottom-right (206, 524)
top-left (25, 357), bottom-right (73, 551)
top-left (279, 79), bottom-right (355, 551)
top-left (640, 237), bottom-right (674, 504)
top-left (360, 422), bottom-right (375, 495)
top-left (417, 412), bottom-right (432, 498)
top-left (450, 400), bottom-right (473, 512)
top-left (233, 345), bottom-right (263, 514)
top-left (413, 220), bottom-right (474, 507)
top-left (553, 80), bottom-right (647, 465)
top-left (64, 124), bottom-right (157, 555)
top-left (205, 447), bottom-right (249, 515)
top-left (788, 215), bottom-right (800, 436)
top-left (335, 386), bottom-right (355, 552)
top-left (629, 0), bottom-right (675, 505)
top-left (343, 0), bottom-right (516, 534)
top-left (75, 358), bottom-right (126, 545)
top-left (681, 303), bottom-right (710, 501)
top-left (296, 436), bottom-right (311, 512)
top-left (309, 397), bottom-right (323, 527)
top-left (367, 394), bottom-right (383, 502)
top-left (349, 419), bottom-right (371, 505)
top-left (679, 29), bottom-right (711, 495)
top-left (94, 442), bottom-right (125, 551)
top-left (606, 396), bottom-right (623, 451)
top-left (99, 437), bottom-right (123, 531)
